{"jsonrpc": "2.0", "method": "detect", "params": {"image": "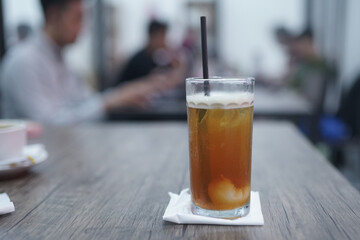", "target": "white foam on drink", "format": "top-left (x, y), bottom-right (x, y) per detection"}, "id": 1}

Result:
top-left (187, 92), bottom-right (254, 109)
